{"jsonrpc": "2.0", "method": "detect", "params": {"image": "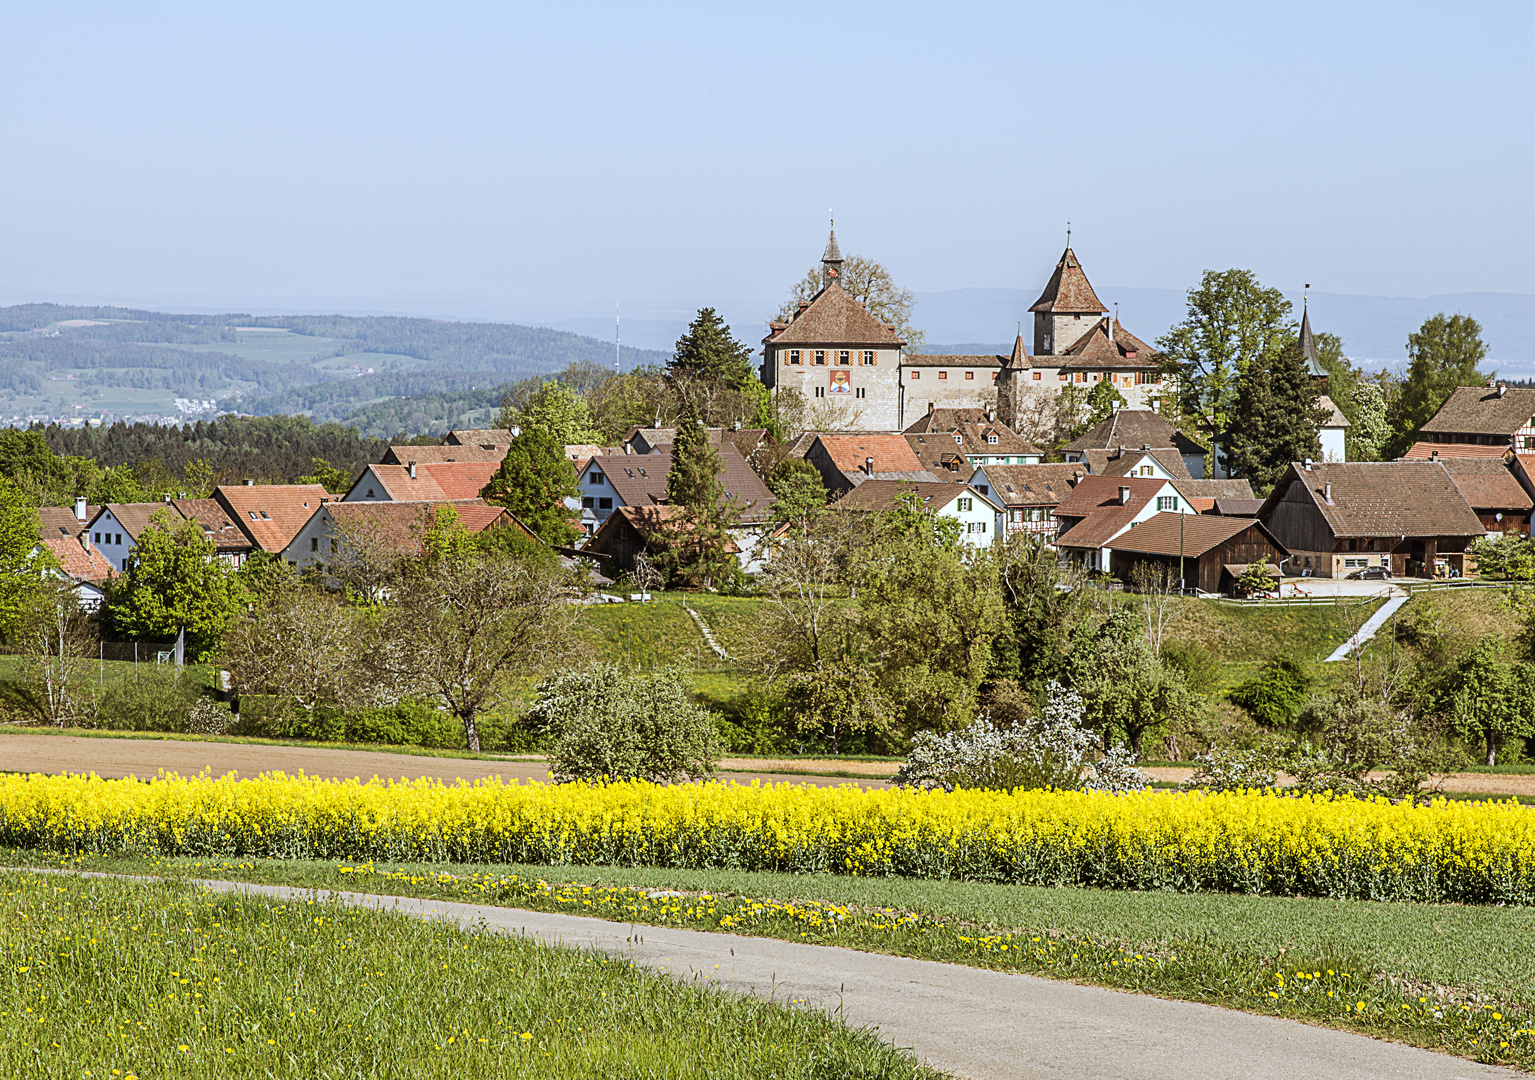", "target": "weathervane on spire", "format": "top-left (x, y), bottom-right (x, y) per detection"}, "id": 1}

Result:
top-left (821, 211), bottom-right (843, 279)
top-left (1066, 221), bottom-right (1071, 247)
